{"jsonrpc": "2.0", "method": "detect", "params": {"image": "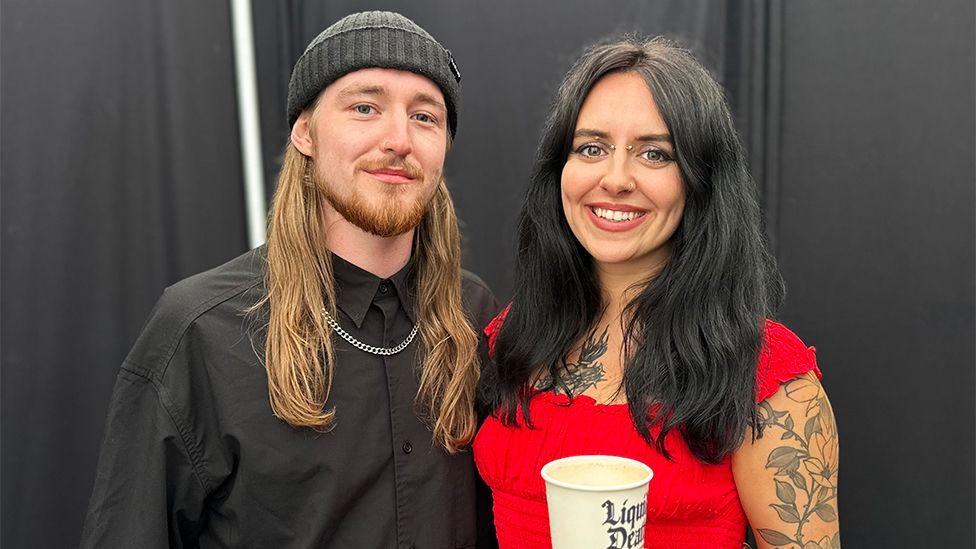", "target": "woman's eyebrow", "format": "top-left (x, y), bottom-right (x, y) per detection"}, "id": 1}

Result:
top-left (634, 133), bottom-right (673, 143)
top-left (573, 128), bottom-right (610, 140)
top-left (572, 129), bottom-right (673, 143)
